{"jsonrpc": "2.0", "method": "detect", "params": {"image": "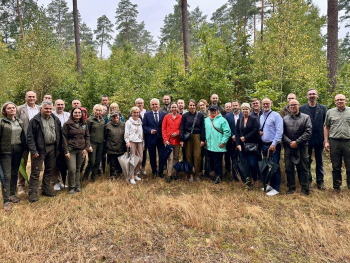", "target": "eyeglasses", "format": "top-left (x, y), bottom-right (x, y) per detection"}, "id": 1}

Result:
top-left (335, 99), bottom-right (346, 102)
